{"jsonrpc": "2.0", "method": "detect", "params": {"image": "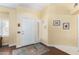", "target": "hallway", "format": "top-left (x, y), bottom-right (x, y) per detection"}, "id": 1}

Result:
top-left (0, 3), bottom-right (79, 55)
